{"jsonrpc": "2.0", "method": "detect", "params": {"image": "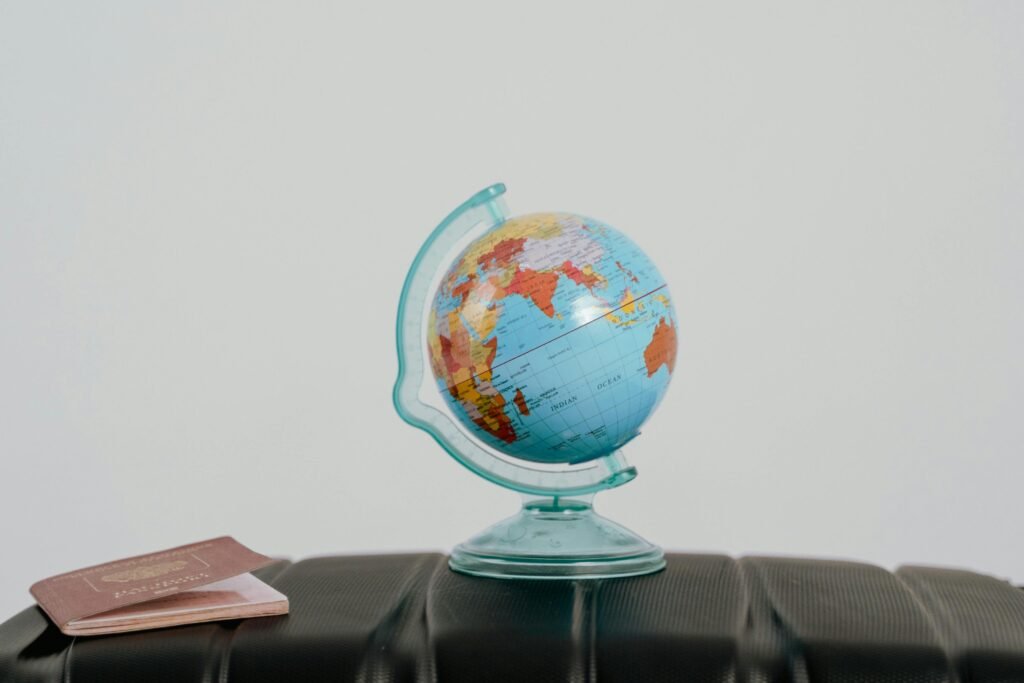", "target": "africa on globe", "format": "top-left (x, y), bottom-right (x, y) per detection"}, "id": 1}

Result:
top-left (428, 211), bottom-right (677, 465)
